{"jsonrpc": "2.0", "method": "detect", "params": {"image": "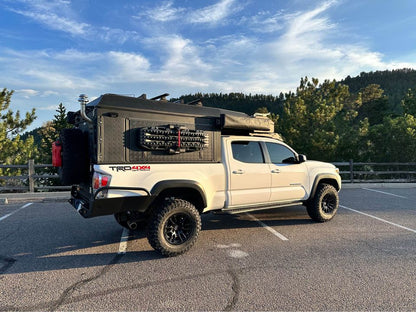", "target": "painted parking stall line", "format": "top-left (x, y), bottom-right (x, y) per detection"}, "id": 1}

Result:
top-left (118, 227), bottom-right (130, 254)
top-left (362, 188), bottom-right (408, 199)
top-left (340, 205), bottom-right (416, 234)
top-left (0, 203), bottom-right (33, 222)
top-left (246, 213), bottom-right (289, 241)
